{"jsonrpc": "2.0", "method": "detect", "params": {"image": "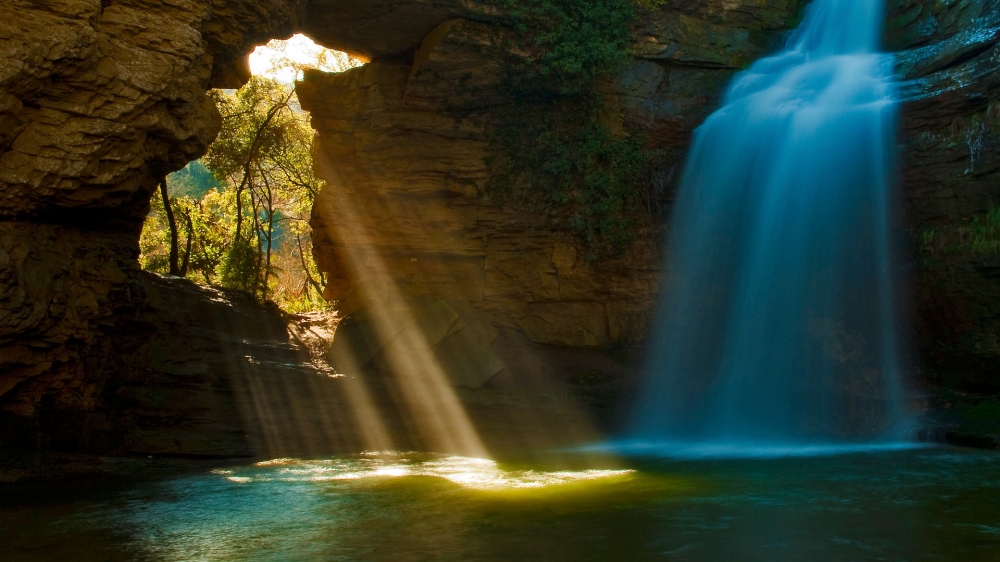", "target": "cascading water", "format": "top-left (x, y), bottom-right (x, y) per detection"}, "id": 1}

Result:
top-left (630, 0), bottom-right (909, 453)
